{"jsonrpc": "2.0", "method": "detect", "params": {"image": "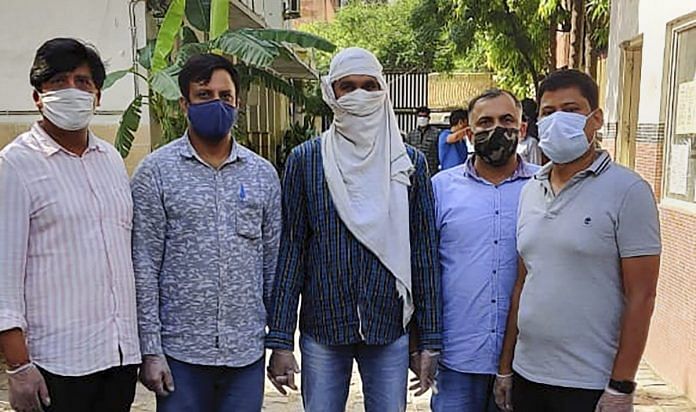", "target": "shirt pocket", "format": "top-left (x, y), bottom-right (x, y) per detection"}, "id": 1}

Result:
top-left (236, 202), bottom-right (262, 239)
